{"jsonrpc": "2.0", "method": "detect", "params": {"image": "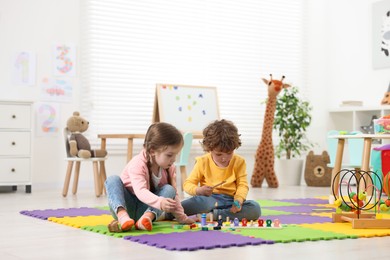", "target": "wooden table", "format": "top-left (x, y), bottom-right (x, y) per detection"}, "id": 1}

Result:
top-left (98, 133), bottom-right (203, 163)
top-left (98, 134), bottom-right (146, 162)
top-left (329, 134), bottom-right (390, 202)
